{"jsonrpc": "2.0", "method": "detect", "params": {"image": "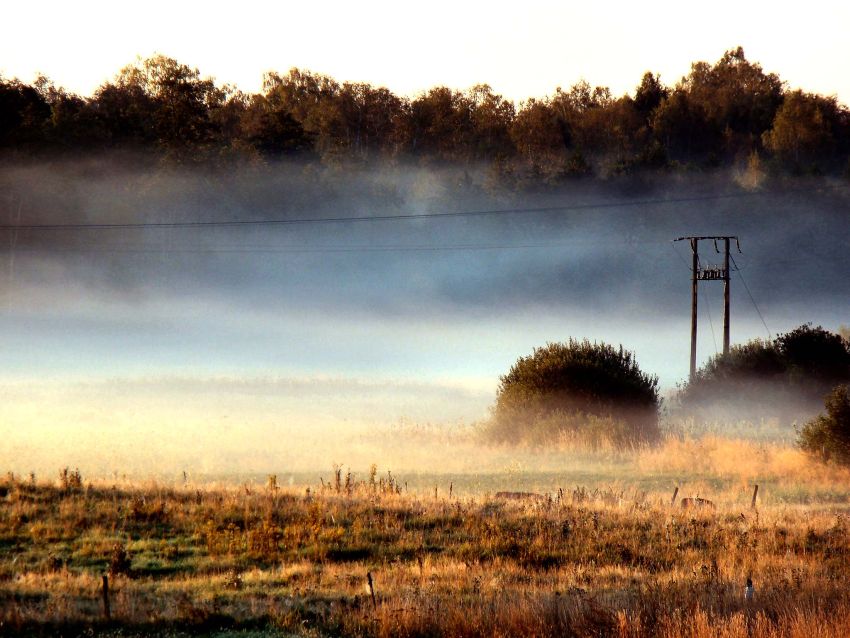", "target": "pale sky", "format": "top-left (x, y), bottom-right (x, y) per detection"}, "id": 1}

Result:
top-left (2, 0), bottom-right (849, 104)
